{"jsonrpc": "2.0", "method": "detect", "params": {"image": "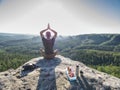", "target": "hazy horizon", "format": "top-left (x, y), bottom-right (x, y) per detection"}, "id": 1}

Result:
top-left (0, 0), bottom-right (120, 36)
